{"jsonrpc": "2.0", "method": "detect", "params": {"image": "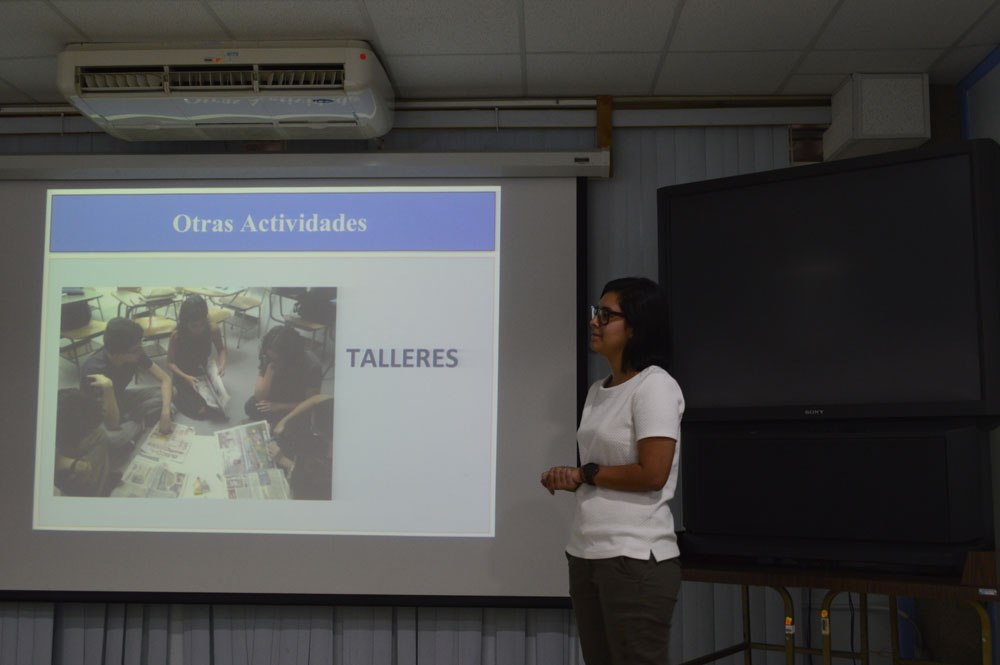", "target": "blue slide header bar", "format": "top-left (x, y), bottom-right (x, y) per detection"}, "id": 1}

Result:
top-left (49, 189), bottom-right (497, 252)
